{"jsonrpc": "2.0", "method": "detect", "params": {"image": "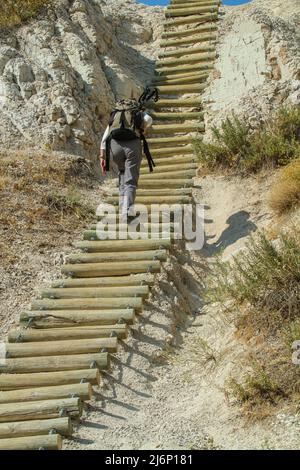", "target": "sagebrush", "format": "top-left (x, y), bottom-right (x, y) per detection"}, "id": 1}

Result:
top-left (193, 106), bottom-right (300, 174)
top-left (207, 231), bottom-right (300, 416)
